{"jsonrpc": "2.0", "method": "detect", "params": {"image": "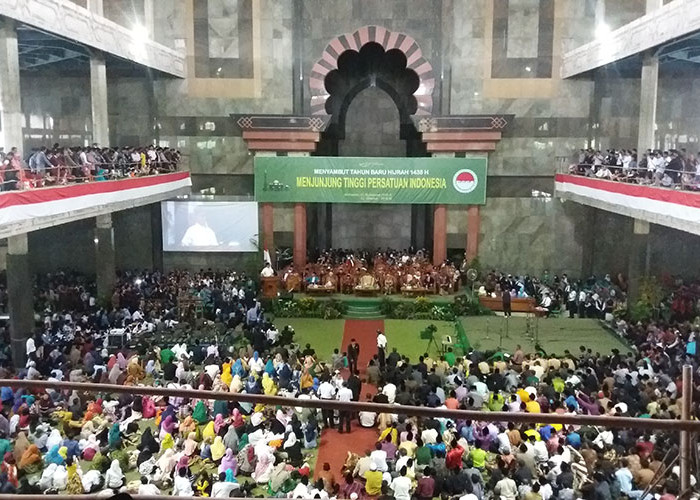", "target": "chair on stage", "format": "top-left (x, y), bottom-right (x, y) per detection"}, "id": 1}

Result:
top-left (307, 272), bottom-right (337, 295)
top-left (355, 274), bottom-right (379, 296)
